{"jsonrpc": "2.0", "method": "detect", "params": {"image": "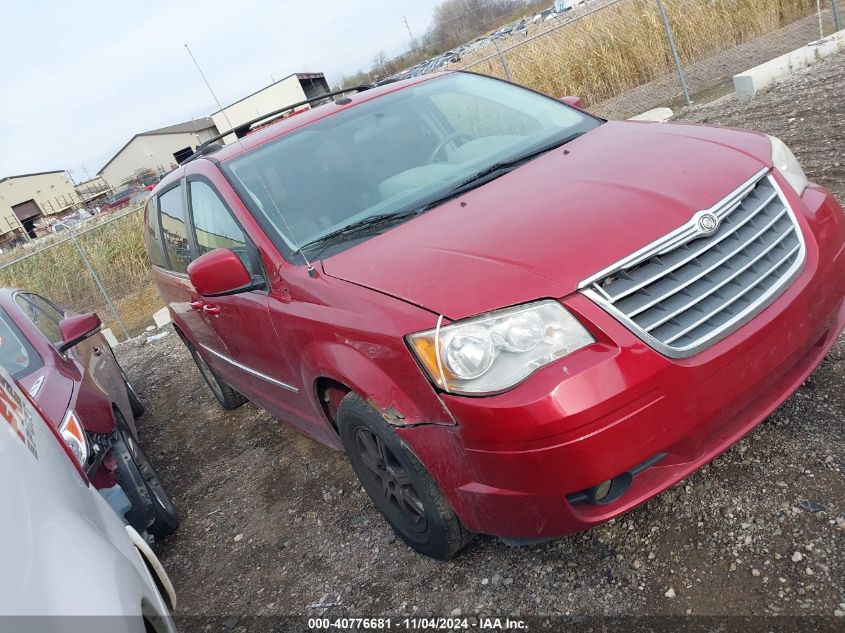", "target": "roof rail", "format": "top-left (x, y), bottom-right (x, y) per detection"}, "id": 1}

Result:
top-left (180, 85), bottom-right (373, 164)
